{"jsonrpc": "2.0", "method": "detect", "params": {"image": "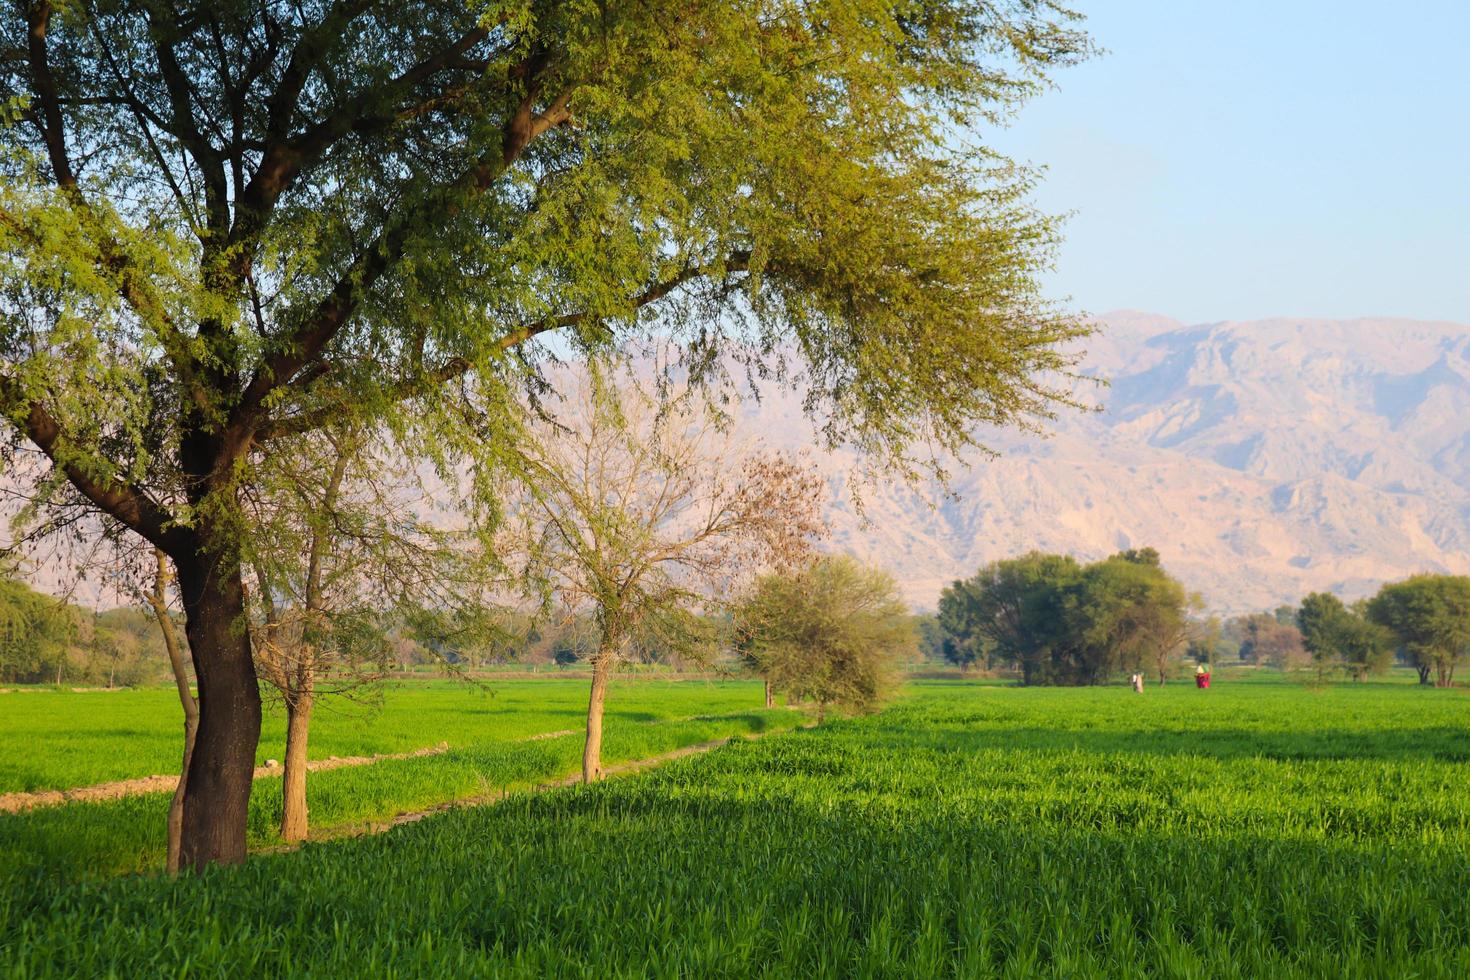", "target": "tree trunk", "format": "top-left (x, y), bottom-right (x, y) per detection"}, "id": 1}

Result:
top-left (280, 690), bottom-right (313, 842)
top-left (175, 547), bottom-right (262, 870)
top-left (763, 678), bottom-right (773, 709)
top-left (150, 548), bottom-right (199, 877)
top-left (582, 650), bottom-right (613, 783)
top-left (1417, 664), bottom-right (1431, 685)
top-left (167, 713), bottom-right (199, 875)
